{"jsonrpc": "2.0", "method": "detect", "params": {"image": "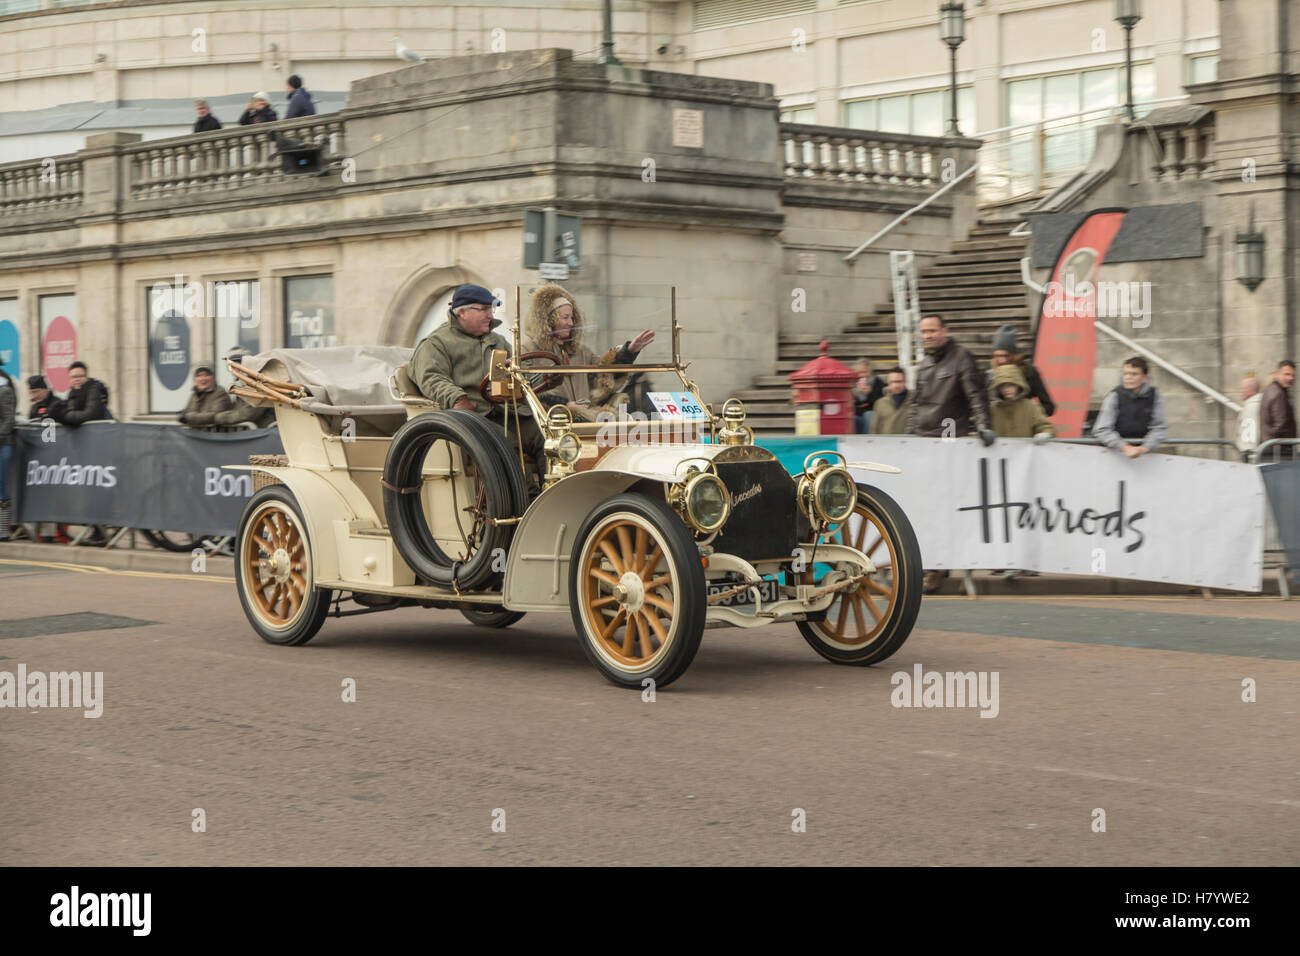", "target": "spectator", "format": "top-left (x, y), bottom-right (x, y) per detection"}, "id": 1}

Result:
top-left (0, 368), bottom-right (14, 541)
top-left (178, 365), bottom-right (234, 428)
top-left (988, 324), bottom-right (1055, 417)
top-left (1260, 359), bottom-right (1297, 457)
top-left (870, 366), bottom-right (912, 434)
top-left (193, 100), bottom-right (222, 133)
top-left (26, 374), bottom-right (56, 419)
top-left (1091, 356), bottom-right (1167, 458)
top-left (909, 314), bottom-right (994, 595)
top-left (851, 358), bottom-right (884, 433)
top-left (49, 361), bottom-right (112, 428)
top-left (907, 314), bottom-right (994, 442)
top-left (1237, 375), bottom-right (1262, 455)
top-left (284, 74), bottom-right (317, 119)
top-left (239, 92), bottom-right (278, 125)
top-left (212, 349), bottom-right (276, 429)
top-left (989, 364), bottom-right (1054, 440)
